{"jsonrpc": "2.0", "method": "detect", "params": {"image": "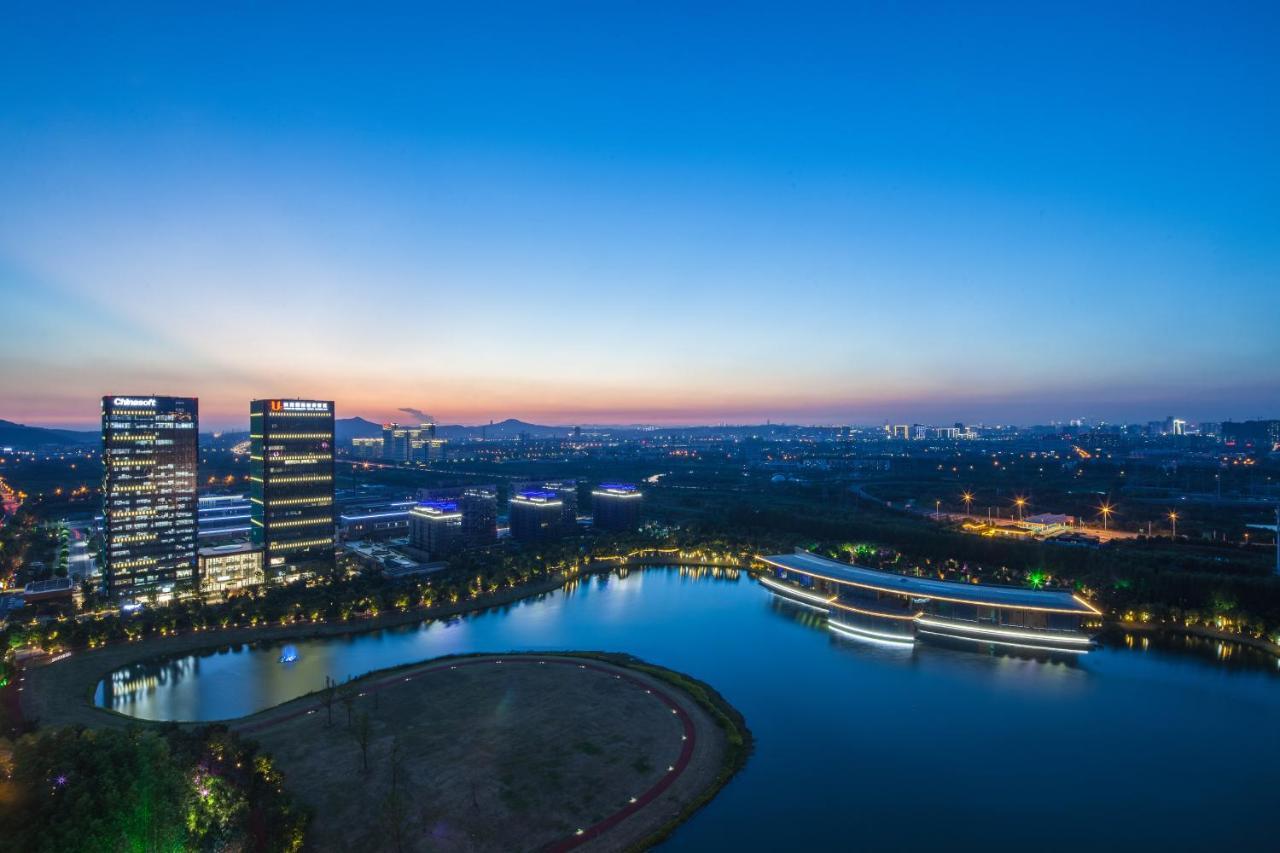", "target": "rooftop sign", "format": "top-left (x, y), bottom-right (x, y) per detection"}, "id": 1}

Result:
top-left (270, 400), bottom-right (331, 412)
